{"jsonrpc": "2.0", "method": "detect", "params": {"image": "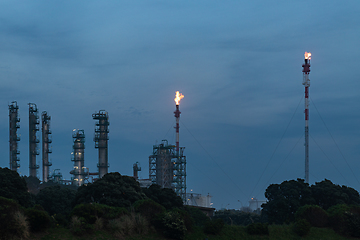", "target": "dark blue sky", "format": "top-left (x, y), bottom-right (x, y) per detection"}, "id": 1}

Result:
top-left (1, 1), bottom-right (360, 209)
